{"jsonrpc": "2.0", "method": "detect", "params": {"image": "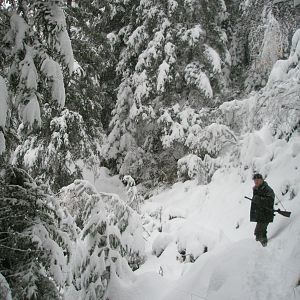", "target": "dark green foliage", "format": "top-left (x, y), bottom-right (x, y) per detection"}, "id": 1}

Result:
top-left (103, 0), bottom-right (230, 185)
top-left (65, 0), bottom-right (122, 131)
top-left (13, 108), bottom-right (103, 192)
top-left (0, 166), bottom-right (70, 299)
top-left (0, 1), bottom-right (108, 192)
